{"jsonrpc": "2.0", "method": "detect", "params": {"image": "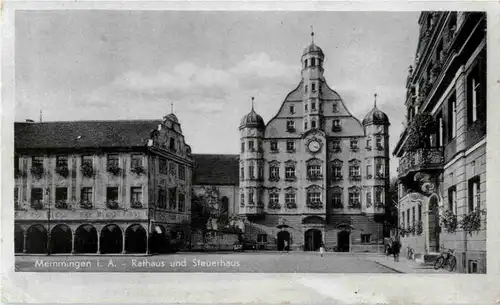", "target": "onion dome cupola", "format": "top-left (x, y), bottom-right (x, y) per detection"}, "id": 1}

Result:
top-left (362, 94), bottom-right (390, 126)
top-left (301, 28), bottom-right (325, 81)
top-left (239, 97), bottom-right (266, 130)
